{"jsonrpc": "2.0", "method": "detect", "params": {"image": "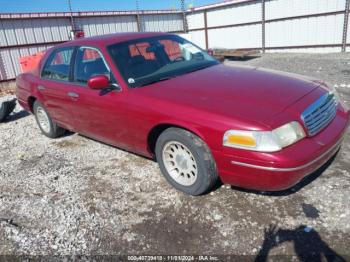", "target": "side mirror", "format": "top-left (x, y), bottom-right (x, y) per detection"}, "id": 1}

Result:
top-left (87, 75), bottom-right (109, 90)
